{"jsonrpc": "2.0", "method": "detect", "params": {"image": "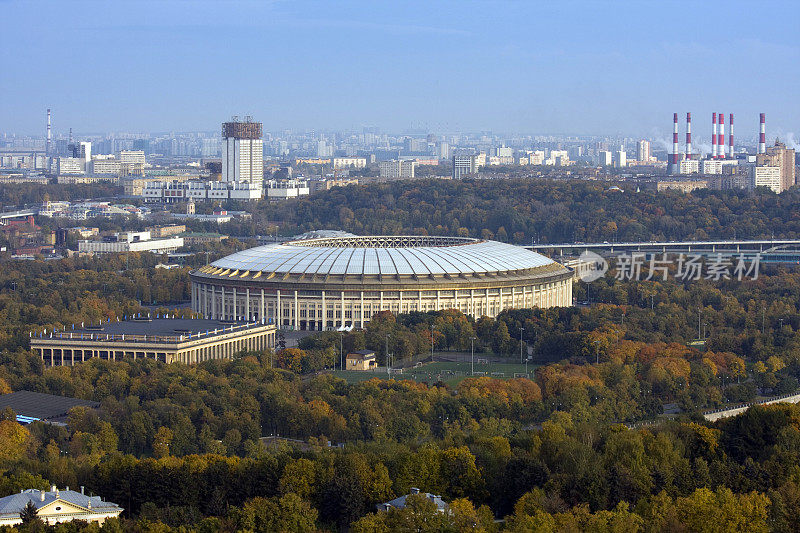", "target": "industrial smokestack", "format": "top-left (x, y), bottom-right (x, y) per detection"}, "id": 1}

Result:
top-left (718, 113), bottom-right (725, 159)
top-left (712, 113), bottom-right (717, 159)
top-left (685, 112), bottom-right (692, 160)
top-left (672, 113), bottom-right (679, 171)
top-left (759, 113), bottom-right (766, 154)
top-left (728, 113), bottom-right (734, 158)
top-left (46, 109), bottom-right (52, 156)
